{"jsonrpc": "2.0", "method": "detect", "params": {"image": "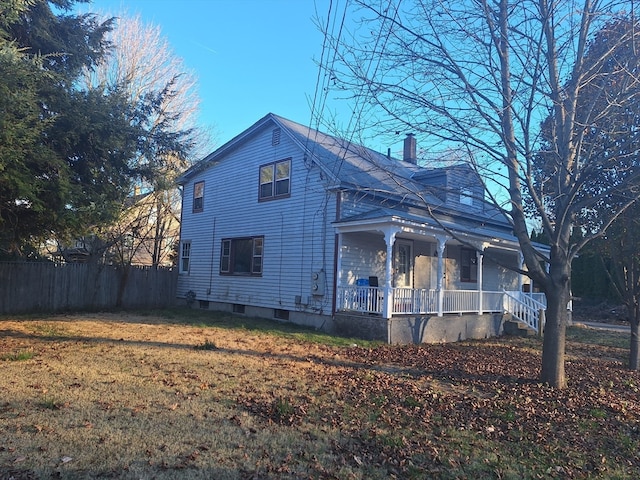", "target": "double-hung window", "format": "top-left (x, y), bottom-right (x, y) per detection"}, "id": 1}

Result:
top-left (220, 237), bottom-right (263, 275)
top-left (193, 181), bottom-right (204, 213)
top-left (259, 158), bottom-right (290, 200)
top-left (180, 241), bottom-right (191, 273)
top-left (460, 248), bottom-right (478, 283)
